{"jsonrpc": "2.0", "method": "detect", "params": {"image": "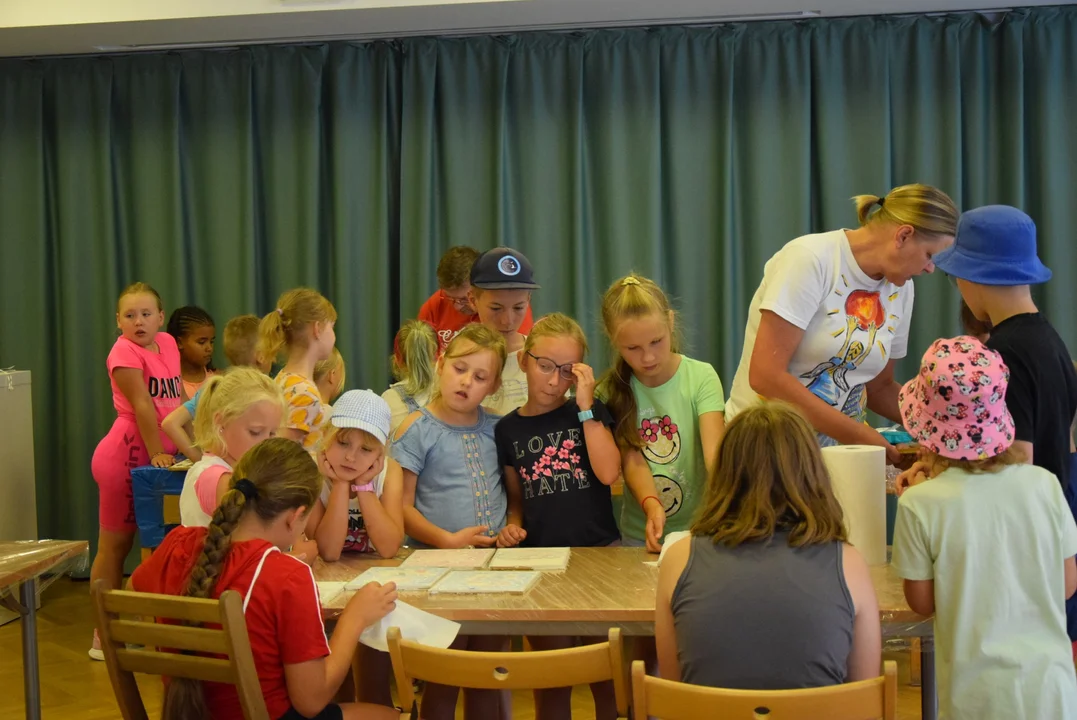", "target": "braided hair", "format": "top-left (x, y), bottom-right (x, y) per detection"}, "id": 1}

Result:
top-left (167, 305), bottom-right (217, 372)
top-left (162, 438), bottom-right (321, 720)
